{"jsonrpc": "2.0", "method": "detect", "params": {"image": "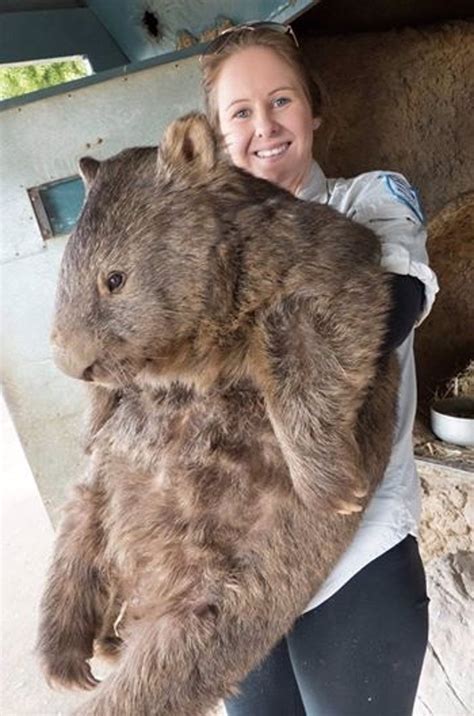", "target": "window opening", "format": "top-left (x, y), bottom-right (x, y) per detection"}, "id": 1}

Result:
top-left (0, 56), bottom-right (92, 101)
top-left (28, 176), bottom-right (85, 240)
